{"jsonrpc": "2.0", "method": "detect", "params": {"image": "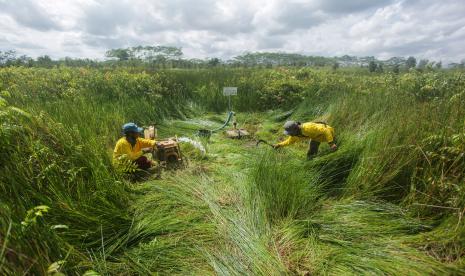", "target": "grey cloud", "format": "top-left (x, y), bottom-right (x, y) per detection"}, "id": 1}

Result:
top-left (79, 0), bottom-right (255, 43)
top-left (61, 40), bottom-right (83, 53)
top-left (377, 39), bottom-right (440, 57)
top-left (153, 0), bottom-right (255, 34)
top-left (0, 0), bottom-right (61, 31)
top-left (81, 32), bottom-right (147, 50)
top-left (0, 37), bottom-right (44, 56)
top-left (316, 0), bottom-right (395, 14)
top-left (270, 2), bottom-right (325, 34)
top-left (257, 35), bottom-right (287, 49)
top-left (13, 41), bottom-right (45, 50)
top-left (81, 0), bottom-right (136, 35)
top-left (343, 0), bottom-right (465, 61)
top-left (0, 0), bottom-right (464, 62)
top-left (263, 0), bottom-right (393, 36)
top-left (82, 35), bottom-right (126, 48)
